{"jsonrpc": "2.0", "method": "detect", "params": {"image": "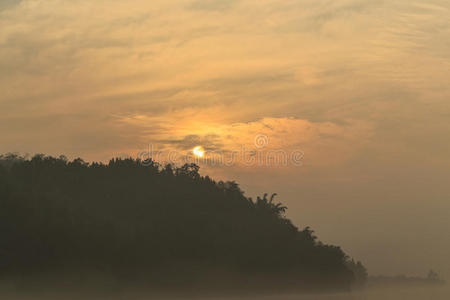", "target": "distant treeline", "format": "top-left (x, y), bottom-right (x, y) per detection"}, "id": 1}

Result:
top-left (369, 270), bottom-right (445, 287)
top-left (0, 154), bottom-right (367, 293)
